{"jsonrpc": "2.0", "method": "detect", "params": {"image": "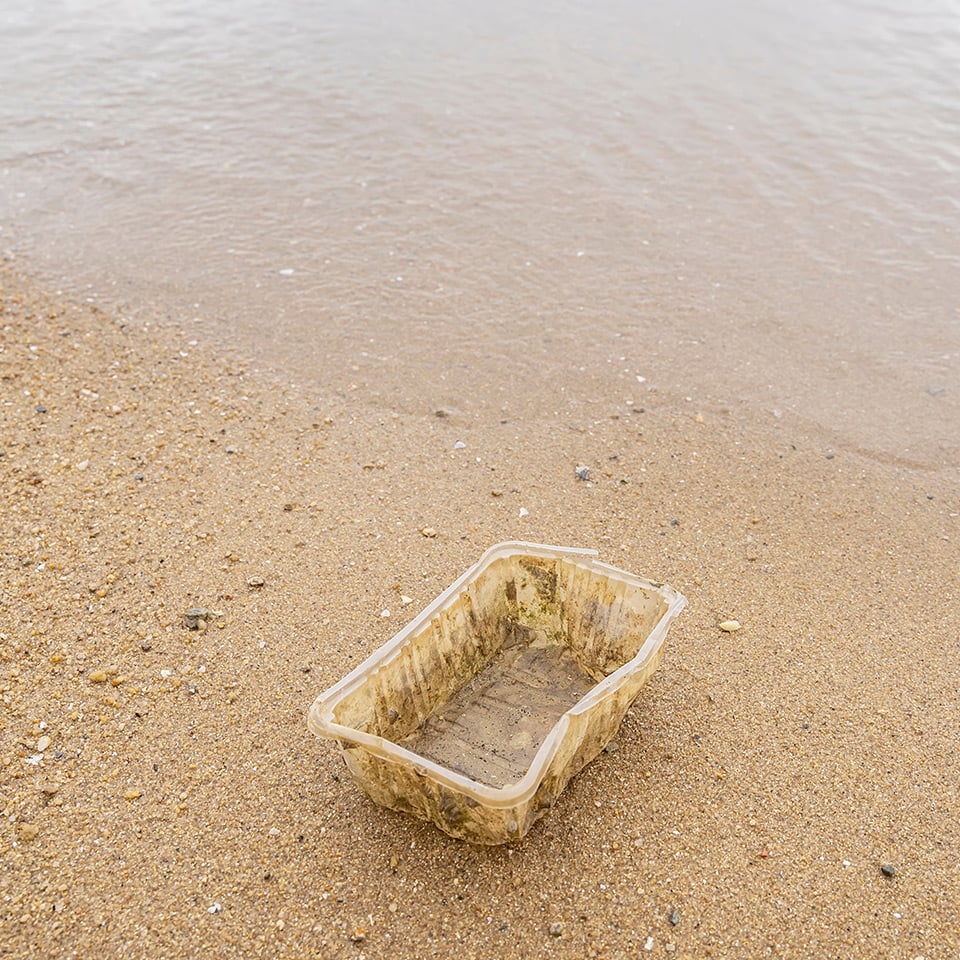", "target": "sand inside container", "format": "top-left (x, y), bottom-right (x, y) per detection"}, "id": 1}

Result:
top-left (398, 639), bottom-right (593, 787)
